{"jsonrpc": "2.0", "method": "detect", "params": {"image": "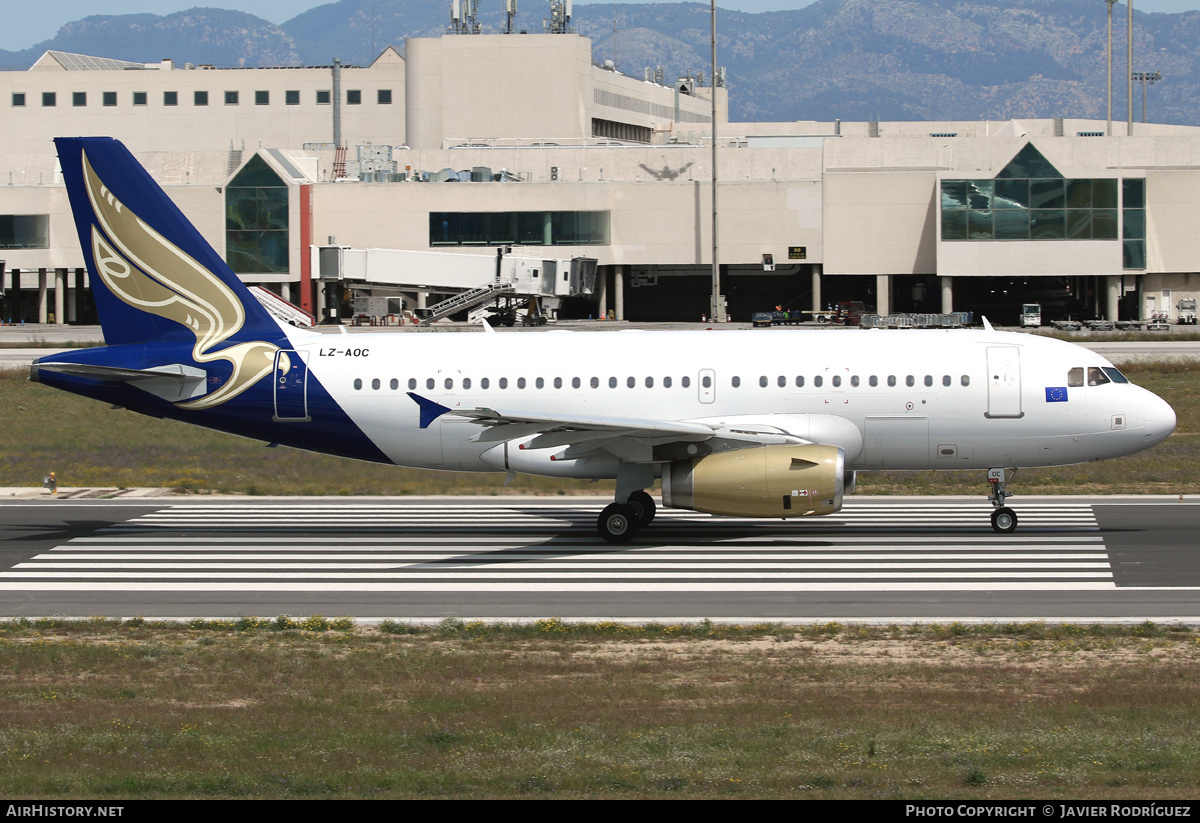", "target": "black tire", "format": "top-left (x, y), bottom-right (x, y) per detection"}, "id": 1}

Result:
top-left (598, 503), bottom-right (639, 543)
top-left (991, 507), bottom-right (1018, 534)
top-left (627, 490), bottom-right (656, 527)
